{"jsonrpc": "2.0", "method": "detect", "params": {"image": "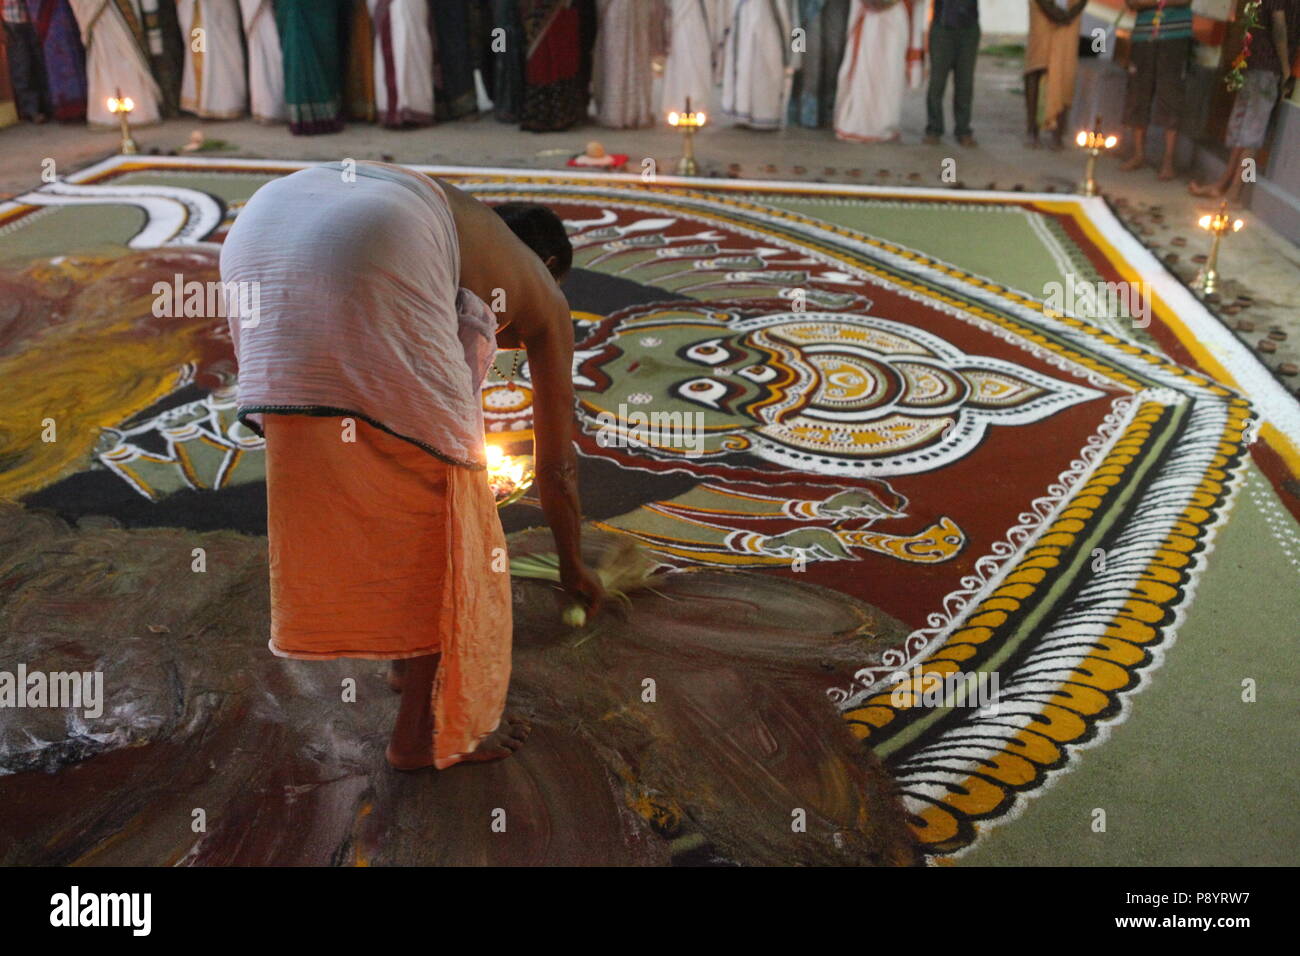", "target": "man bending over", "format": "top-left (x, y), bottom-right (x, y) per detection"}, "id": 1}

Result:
top-left (221, 161), bottom-right (605, 770)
